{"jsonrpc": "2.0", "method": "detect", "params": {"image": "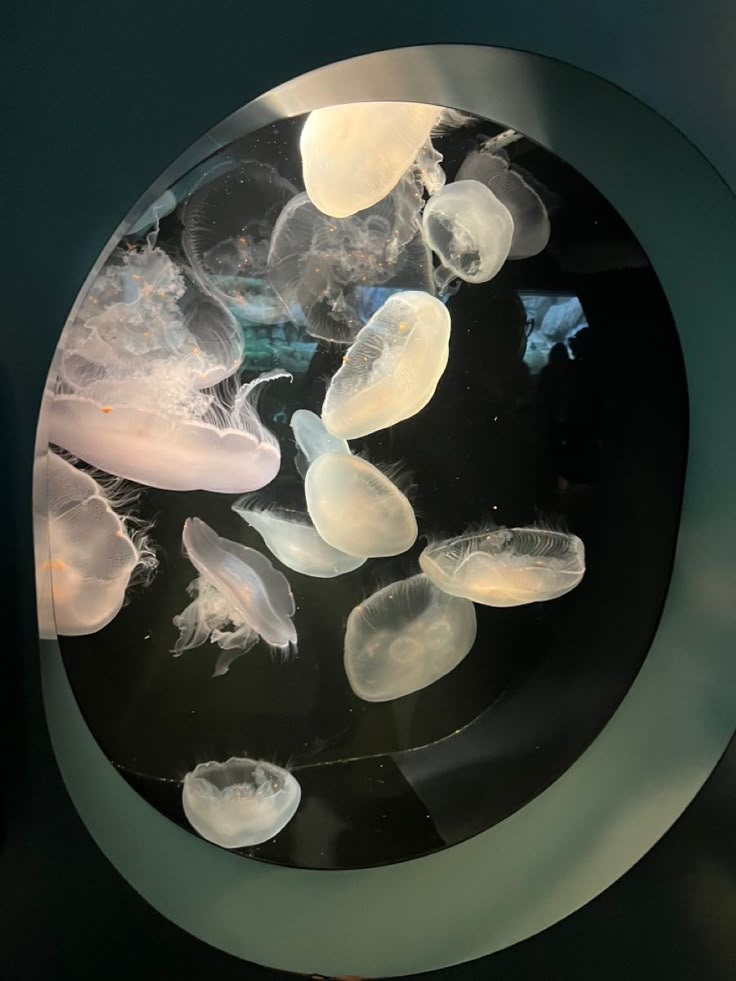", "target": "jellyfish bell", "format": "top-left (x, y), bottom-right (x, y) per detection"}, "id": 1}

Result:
top-left (344, 573), bottom-right (477, 702)
top-left (456, 148), bottom-right (551, 259)
top-left (232, 500), bottom-right (365, 578)
top-left (182, 757), bottom-right (301, 849)
top-left (321, 290), bottom-right (451, 440)
top-left (419, 525), bottom-right (586, 607)
top-left (290, 408), bottom-right (351, 480)
top-left (422, 179), bottom-right (514, 292)
top-left (304, 453), bottom-right (417, 558)
top-left (45, 369), bottom-right (290, 494)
